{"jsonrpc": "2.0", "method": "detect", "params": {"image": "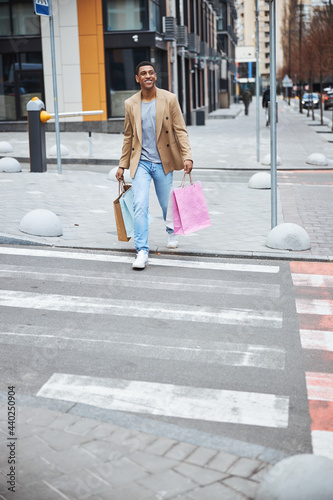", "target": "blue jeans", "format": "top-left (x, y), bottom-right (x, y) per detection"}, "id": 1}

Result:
top-left (132, 160), bottom-right (173, 253)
